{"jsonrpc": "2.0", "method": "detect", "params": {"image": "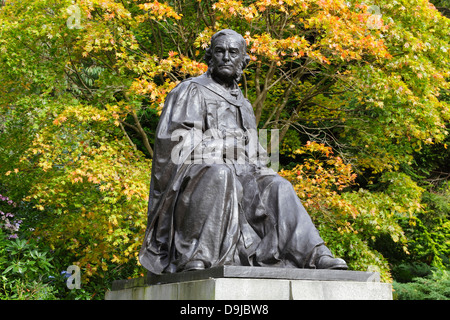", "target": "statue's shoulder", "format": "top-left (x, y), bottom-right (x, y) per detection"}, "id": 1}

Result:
top-left (175, 74), bottom-right (207, 89)
top-left (171, 77), bottom-right (192, 91)
top-left (166, 75), bottom-right (206, 99)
